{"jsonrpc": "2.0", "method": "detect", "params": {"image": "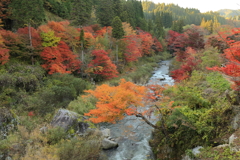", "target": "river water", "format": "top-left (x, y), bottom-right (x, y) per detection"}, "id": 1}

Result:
top-left (101, 60), bottom-right (174, 160)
